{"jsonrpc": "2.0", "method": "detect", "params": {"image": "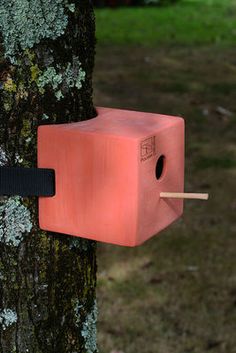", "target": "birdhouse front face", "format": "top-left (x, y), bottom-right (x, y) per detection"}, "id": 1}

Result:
top-left (38, 107), bottom-right (184, 246)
